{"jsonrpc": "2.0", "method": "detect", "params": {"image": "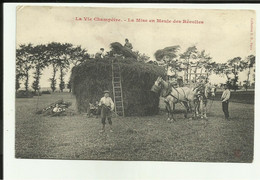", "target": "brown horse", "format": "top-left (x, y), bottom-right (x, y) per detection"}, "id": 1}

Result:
top-left (151, 77), bottom-right (199, 122)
